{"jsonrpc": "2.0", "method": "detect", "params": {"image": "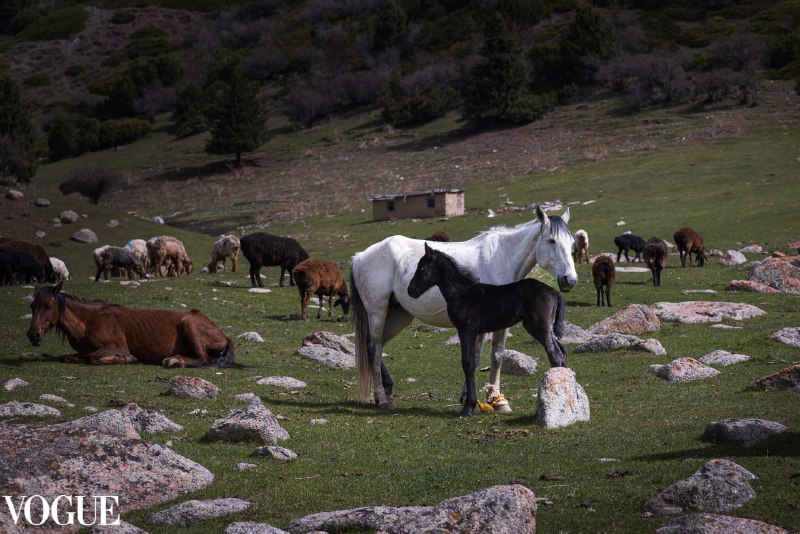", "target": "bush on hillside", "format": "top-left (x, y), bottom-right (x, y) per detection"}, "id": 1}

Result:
top-left (17, 6), bottom-right (88, 41)
top-left (599, 52), bottom-right (692, 108)
top-left (99, 118), bottom-right (151, 148)
top-left (59, 166), bottom-right (120, 205)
